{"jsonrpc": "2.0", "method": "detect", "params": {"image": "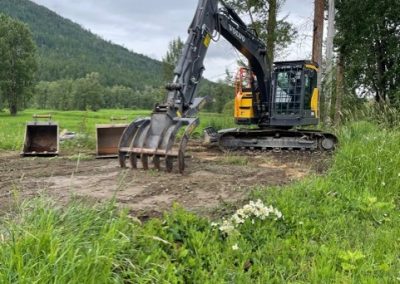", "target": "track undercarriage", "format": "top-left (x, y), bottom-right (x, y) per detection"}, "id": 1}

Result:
top-left (205, 127), bottom-right (338, 152)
